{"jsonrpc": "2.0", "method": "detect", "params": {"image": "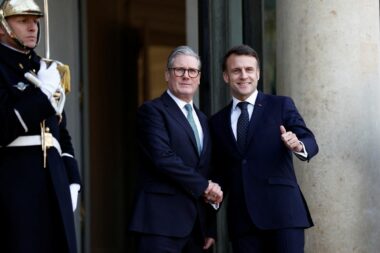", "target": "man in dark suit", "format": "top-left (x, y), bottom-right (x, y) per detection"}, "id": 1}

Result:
top-left (129, 46), bottom-right (223, 253)
top-left (209, 45), bottom-right (319, 253)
